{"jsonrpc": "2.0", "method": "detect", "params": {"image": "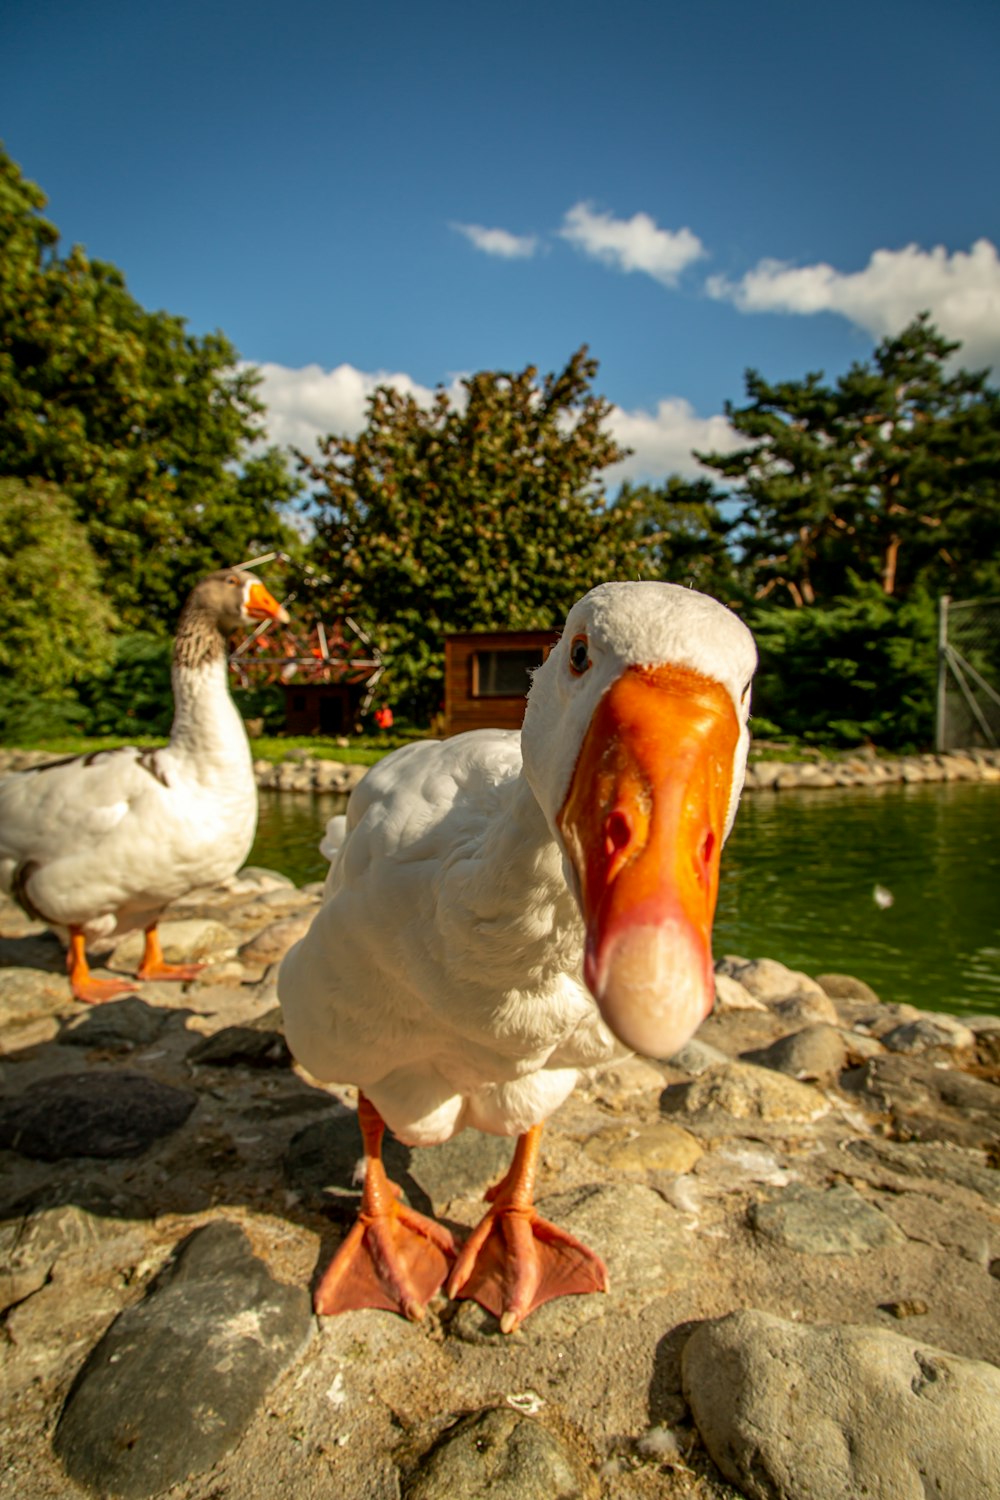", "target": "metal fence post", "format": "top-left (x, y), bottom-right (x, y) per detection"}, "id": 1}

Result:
top-left (935, 595), bottom-right (950, 753)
